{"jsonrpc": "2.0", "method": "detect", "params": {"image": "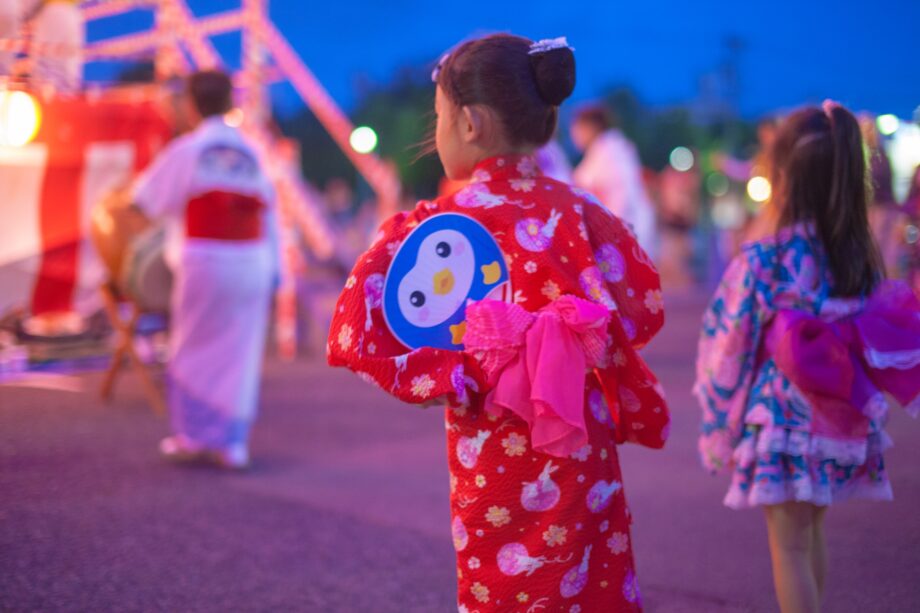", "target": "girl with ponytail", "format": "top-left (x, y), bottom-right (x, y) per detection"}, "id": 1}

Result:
top-left (696, 101), bottom-right (920, 613)
top-left (329, 33), bottom-right (669, 611)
